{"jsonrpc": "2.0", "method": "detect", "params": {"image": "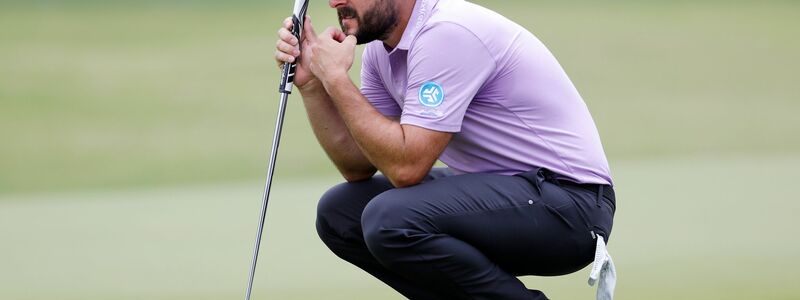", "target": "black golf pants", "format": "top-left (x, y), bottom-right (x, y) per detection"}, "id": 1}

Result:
top-left (315, 167), bottom-right (616, 300)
